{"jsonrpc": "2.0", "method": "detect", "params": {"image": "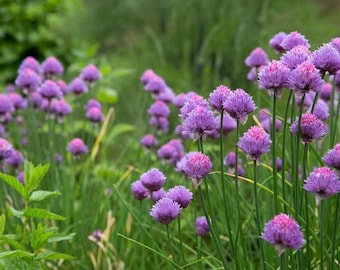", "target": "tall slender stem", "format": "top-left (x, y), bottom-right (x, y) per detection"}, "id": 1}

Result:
top-left (271, 93), bottom-right (279, 214)
top-left (319, 202), bottom-right (324, 270)
top-left (303, 144), bottom-right (311, 270)
top-left (166, 224), bottom-right (176, 265)
top-left (253, 160), bottom-right (266, 270)
top-left (235, 120), bottom-right (241, 221)
top-left (330, 194), bottom-right (340, 270)
top-left (178, 216), bottom-right (185, 264)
